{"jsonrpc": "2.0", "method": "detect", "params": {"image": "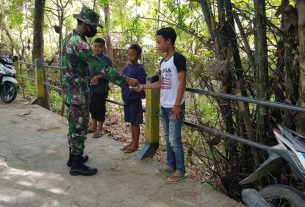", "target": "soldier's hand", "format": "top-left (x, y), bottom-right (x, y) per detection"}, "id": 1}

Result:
top-left (91, 76), bottom-right (100, 85)
top-left (127, 78), bottom-right (139, 87)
